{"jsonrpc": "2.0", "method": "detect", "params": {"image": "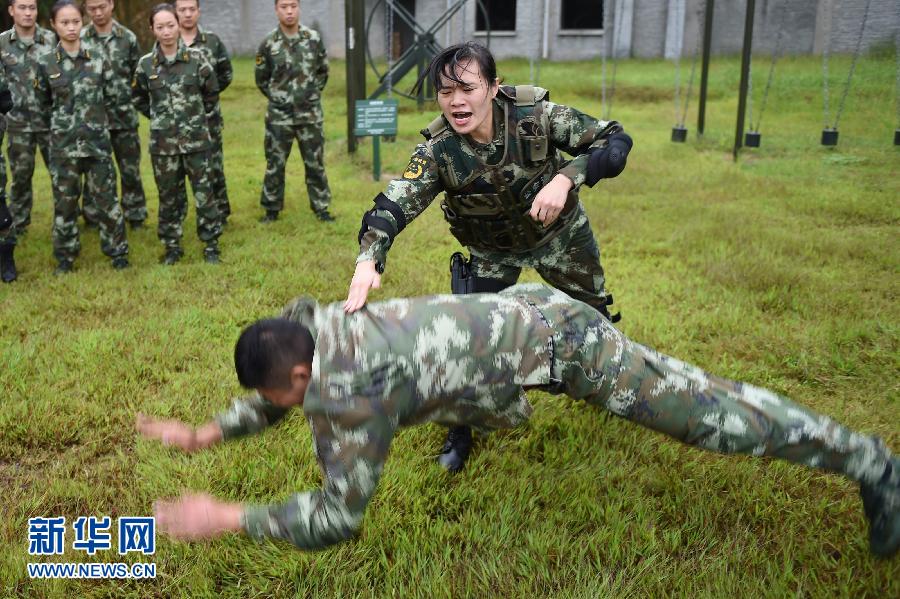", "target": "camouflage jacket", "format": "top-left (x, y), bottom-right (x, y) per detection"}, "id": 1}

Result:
top-left (254, 25), bottom-right (328, 125)
top-left (0, 26), bottom-right (57, 133)
top-left (81, 20), bottom-right (140, 131)
top-left (358, 88), bottom-right (620, 270)
top-left (185, 26), bottom-right (232, 131)
top-left (217, 284), bottom-right (566, 550)
top-left (34, 44), bottom-right (116, 159)
top-left (132, 41), bottom-right (218, 155)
